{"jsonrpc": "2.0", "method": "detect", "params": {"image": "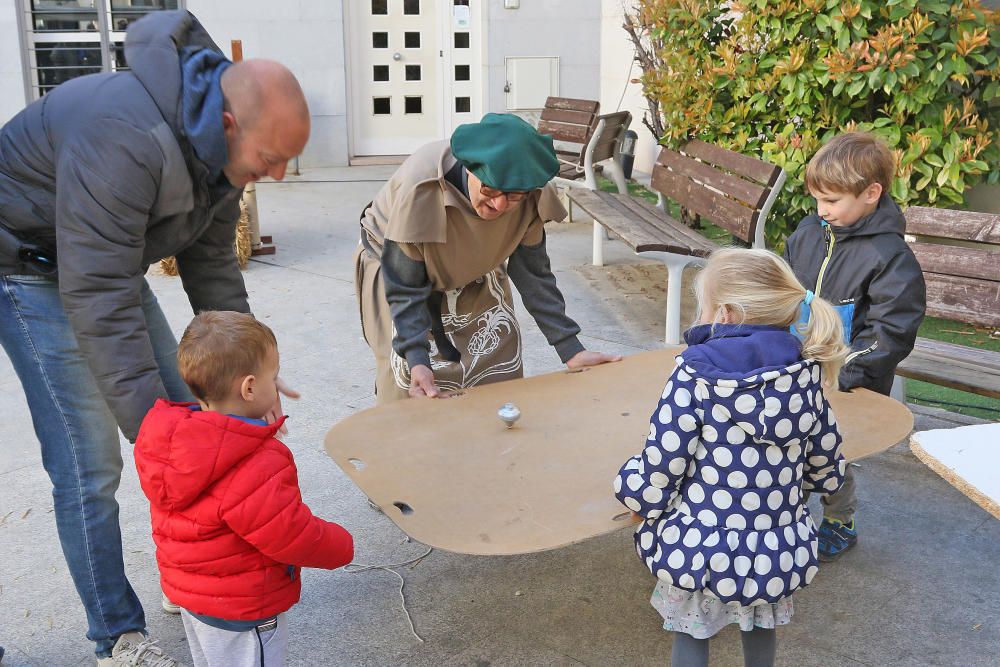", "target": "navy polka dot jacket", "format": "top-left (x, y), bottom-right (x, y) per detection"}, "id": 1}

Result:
top-left (614, 323), bottom-right (846, 606)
